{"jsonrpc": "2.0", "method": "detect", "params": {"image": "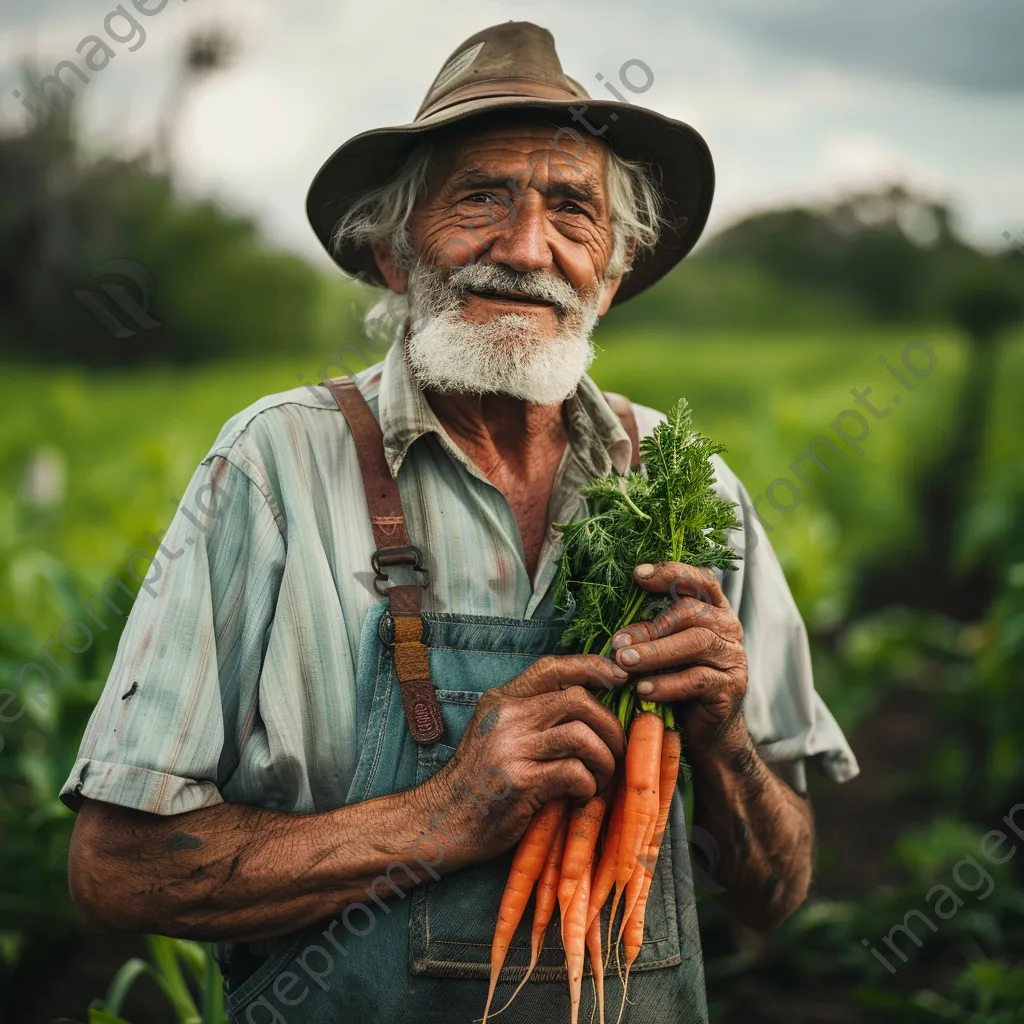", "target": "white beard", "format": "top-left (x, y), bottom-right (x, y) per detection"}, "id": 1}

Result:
top-left (403, 262), bottom-right (603, 405)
